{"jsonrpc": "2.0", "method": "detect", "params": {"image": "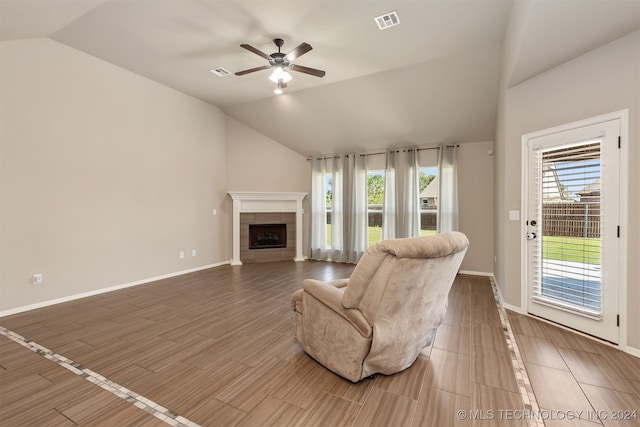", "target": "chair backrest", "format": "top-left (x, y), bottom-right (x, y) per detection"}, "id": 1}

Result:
top-left (342, 232), bottom-right (469, 377)
top-left (343, 231), bottom-right (469, 325)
